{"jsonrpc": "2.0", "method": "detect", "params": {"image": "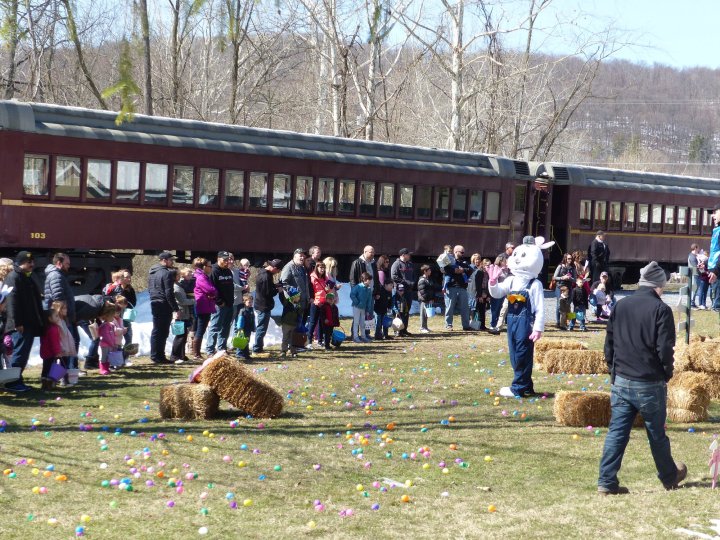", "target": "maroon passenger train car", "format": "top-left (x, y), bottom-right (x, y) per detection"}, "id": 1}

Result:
top-left (536, 163), bottom-right (720, 283)
top-left (0, 101), bottom-right (534, 286)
